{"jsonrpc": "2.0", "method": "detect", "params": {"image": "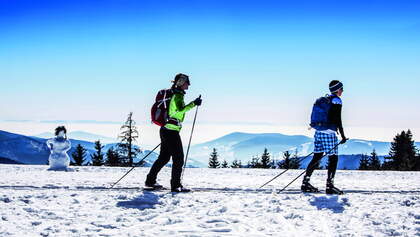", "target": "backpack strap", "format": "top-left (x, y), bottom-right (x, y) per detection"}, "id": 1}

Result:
top-left (156, 89), bottom-right (173, 109)
top-left (163, 90), bottom-right (169, 109)
top-left (328, 94), bottom-right (342, 105)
